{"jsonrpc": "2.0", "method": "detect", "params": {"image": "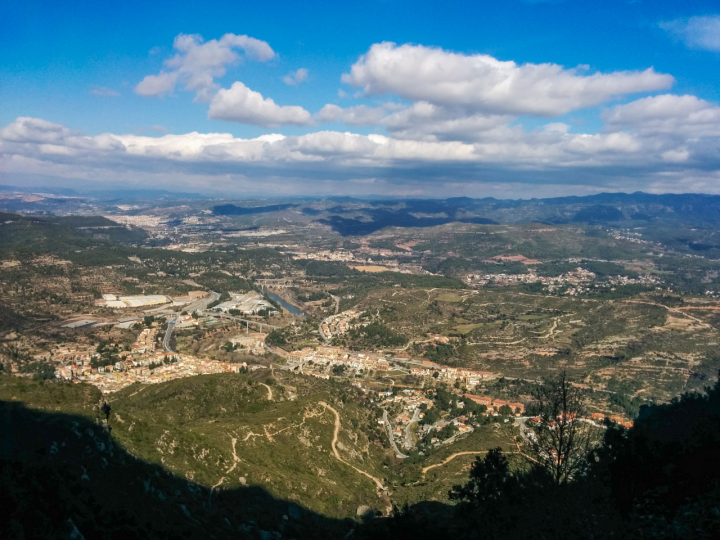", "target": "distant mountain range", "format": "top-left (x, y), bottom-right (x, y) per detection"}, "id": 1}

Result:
top-left (308, 192), bottom-right (720, 235)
